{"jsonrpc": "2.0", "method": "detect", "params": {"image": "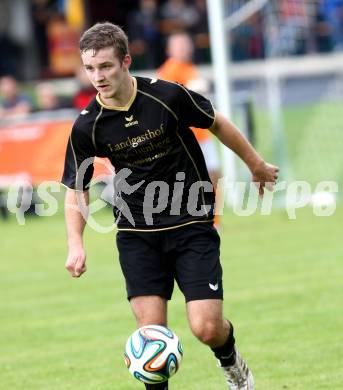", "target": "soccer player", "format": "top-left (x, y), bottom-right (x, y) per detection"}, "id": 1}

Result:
top-left (62, 22), bottom-right (278, 390)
